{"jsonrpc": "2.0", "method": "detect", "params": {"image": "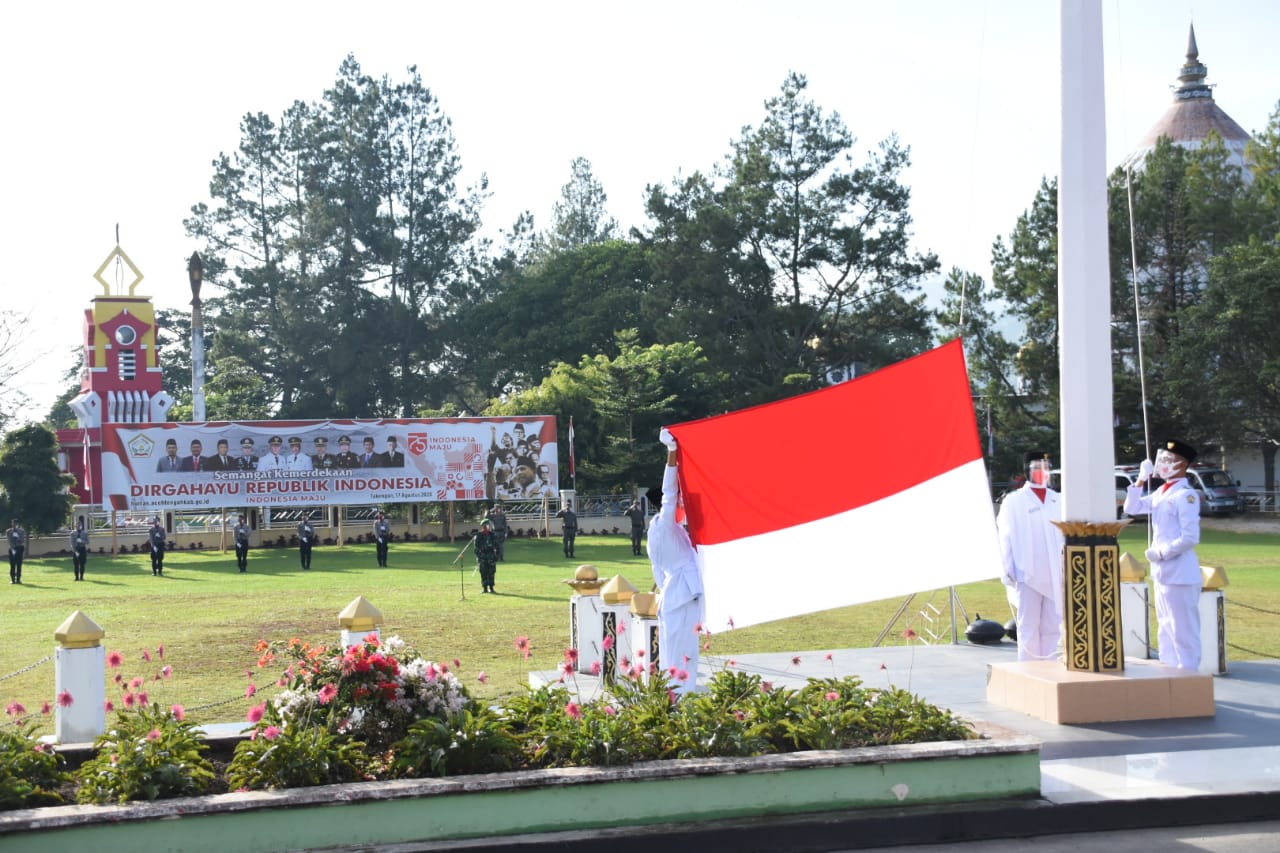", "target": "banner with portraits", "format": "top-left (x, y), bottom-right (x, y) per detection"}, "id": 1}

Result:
top-left (100, 417), bottom-right (559, 512)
